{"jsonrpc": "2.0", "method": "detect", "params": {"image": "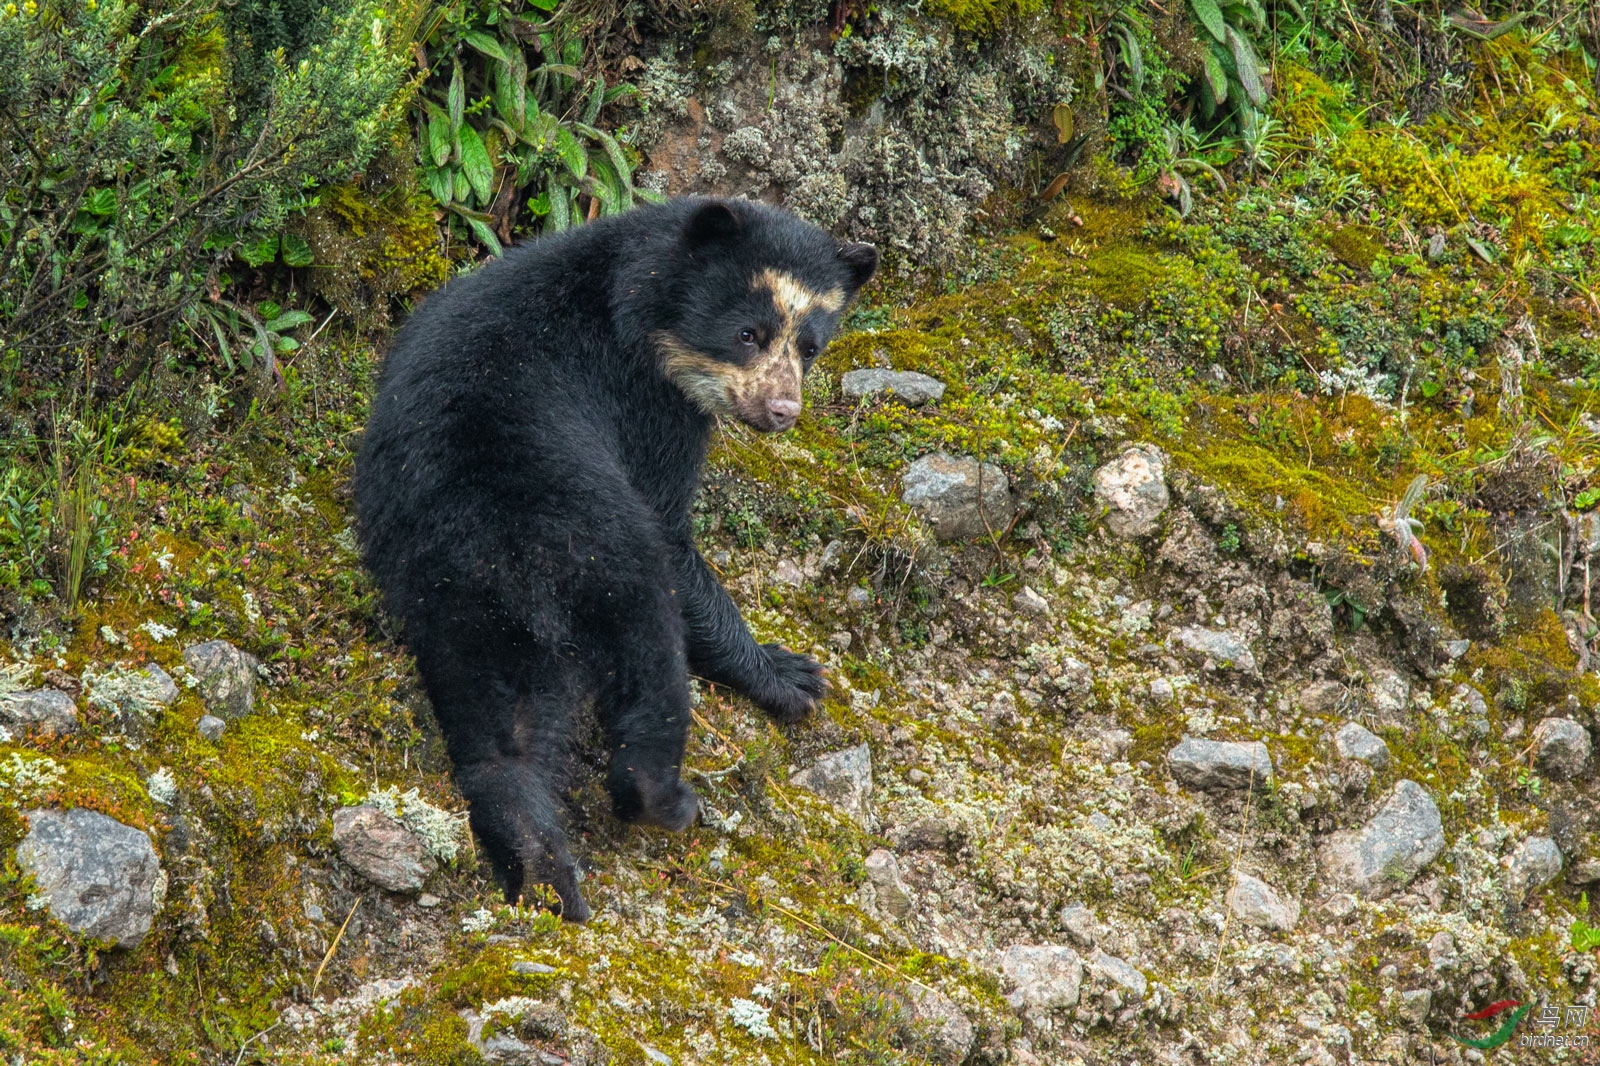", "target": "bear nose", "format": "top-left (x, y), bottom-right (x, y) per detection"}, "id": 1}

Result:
top-left (767, 398), bottom-right (800, 427)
